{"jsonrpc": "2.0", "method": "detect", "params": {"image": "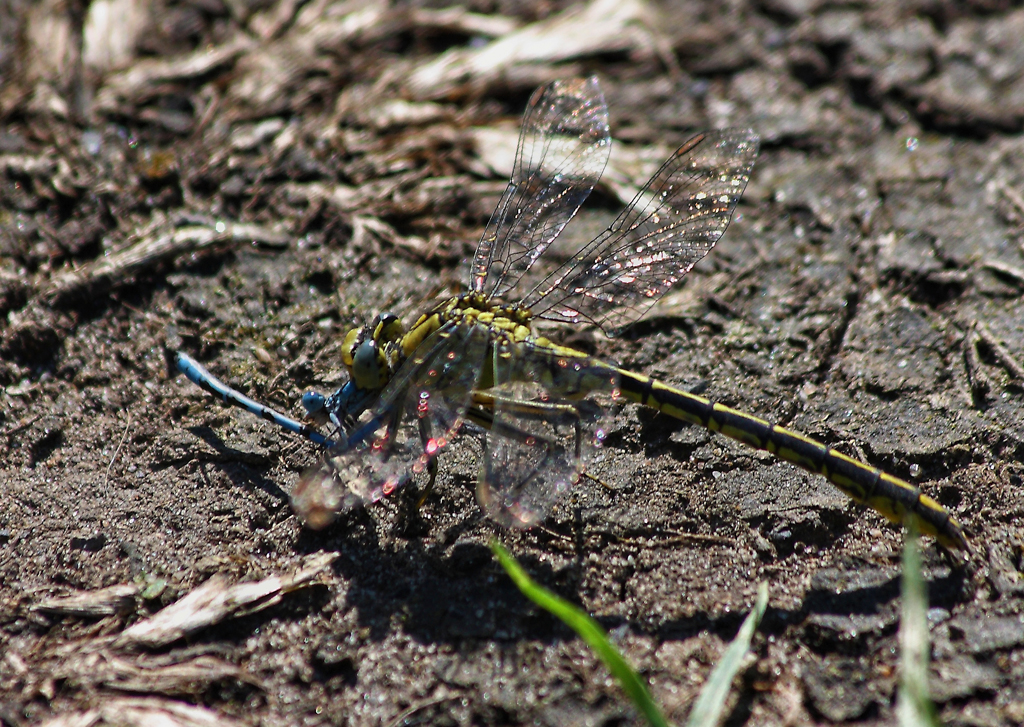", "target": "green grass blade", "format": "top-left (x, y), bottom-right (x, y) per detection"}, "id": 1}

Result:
top-left (897, 523), bottom-right (942, 727)
top-left (491, 541), bottom-right (669, 727)
top-left (684, 581), bottom-right (769, 727)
